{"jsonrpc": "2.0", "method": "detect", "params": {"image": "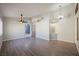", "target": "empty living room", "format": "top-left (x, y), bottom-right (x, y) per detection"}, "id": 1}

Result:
top-left (0, 1), bottom-right (79, 57)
